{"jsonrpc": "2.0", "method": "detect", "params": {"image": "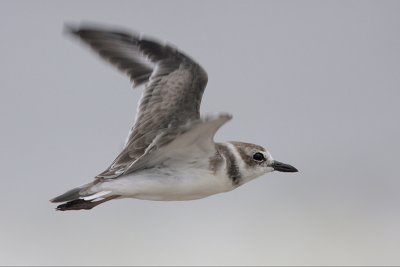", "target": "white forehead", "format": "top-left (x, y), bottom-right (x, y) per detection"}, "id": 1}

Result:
top-left (226, 142), bottom-right (274, 182)
top-left (262, 150), bottom-right (274, 164)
